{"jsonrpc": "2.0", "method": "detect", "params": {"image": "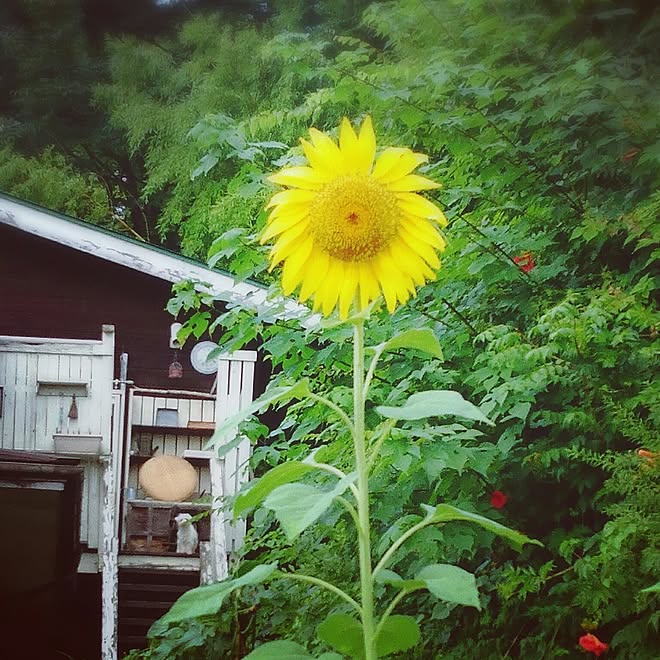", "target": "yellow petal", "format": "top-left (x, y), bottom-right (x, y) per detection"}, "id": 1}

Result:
top-left (338, 262), bottom-right (359, 319)
top-left (269, 221), bottom-right (310, 264)
top-left (339, 117), bottom-right (358, 150)
top-left (371, 147), bottom-right (408, 179)
top-left (389, 240), bottom-right (430, 287)
top-left (385, 174), bottom-right (441, 192)
top-left (357, 261), bottom-right (380, 310)
top-left (313, 260), bottom-right (343, 316)
top-left (372, 149), bottom-right (427, 184)
top-left (300, 138), bottom-right (341, 178)
top-left (299, 248), bottom-right (330, 302)
top-left (268, 166), bottom-right (328, 190)
top-left (372, 253), bottom-right (402, 313)
top-left (260, 208), bottom-right (309, 243)
top-left (266, 188), bottom-right (317, 209)
top-left (396, 192), bottom-right (447, 226)
top-left (339, 117), bottom-right (362, 173)
top-left (399, 225), bottom-right (442, 269)
top-left (281, 235), bottom-right (314, 294)
top-left (357, 116), bottom-right (377, 174)
top-left (400, 216), bottom-right (447, 251)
